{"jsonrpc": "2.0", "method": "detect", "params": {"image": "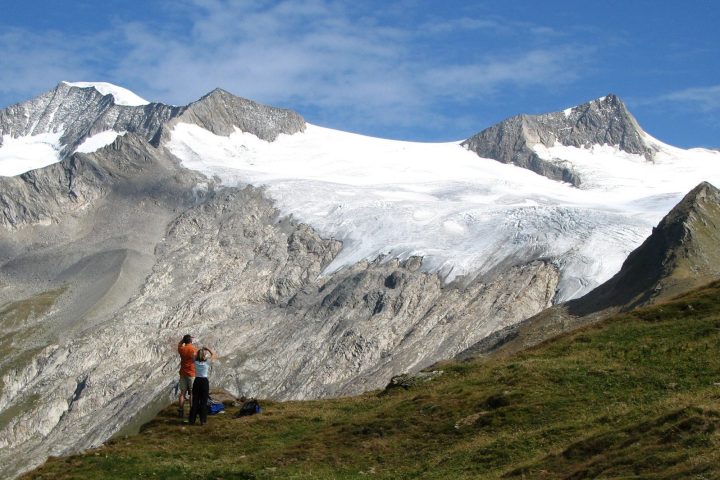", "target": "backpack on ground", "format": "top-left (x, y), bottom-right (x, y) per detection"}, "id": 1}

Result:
top-left (207, 398), bottom-right (225, 415)
top-left (235, 399), bottom-right (261, 417)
